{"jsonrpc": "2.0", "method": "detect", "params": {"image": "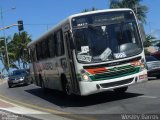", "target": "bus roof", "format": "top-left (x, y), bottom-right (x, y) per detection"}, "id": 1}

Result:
top-left (69, 8), bottom-right (132, 18)
top-left (27, 8), bottom-right (133, 48)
